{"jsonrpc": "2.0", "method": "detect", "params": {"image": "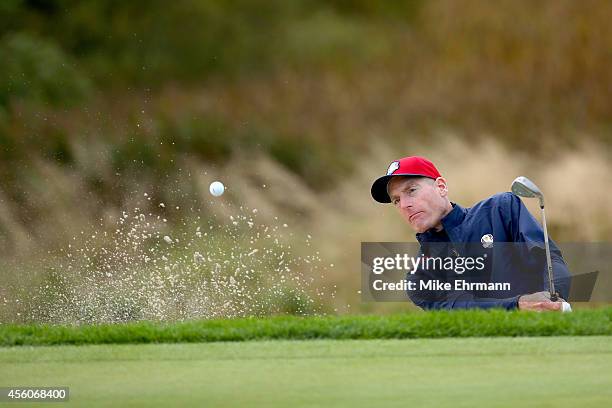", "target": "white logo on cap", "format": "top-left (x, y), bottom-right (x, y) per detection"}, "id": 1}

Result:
top-left (481, 234), bottom-right (494, 248)
top-left (387, 161), bottom-right (400, 175)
